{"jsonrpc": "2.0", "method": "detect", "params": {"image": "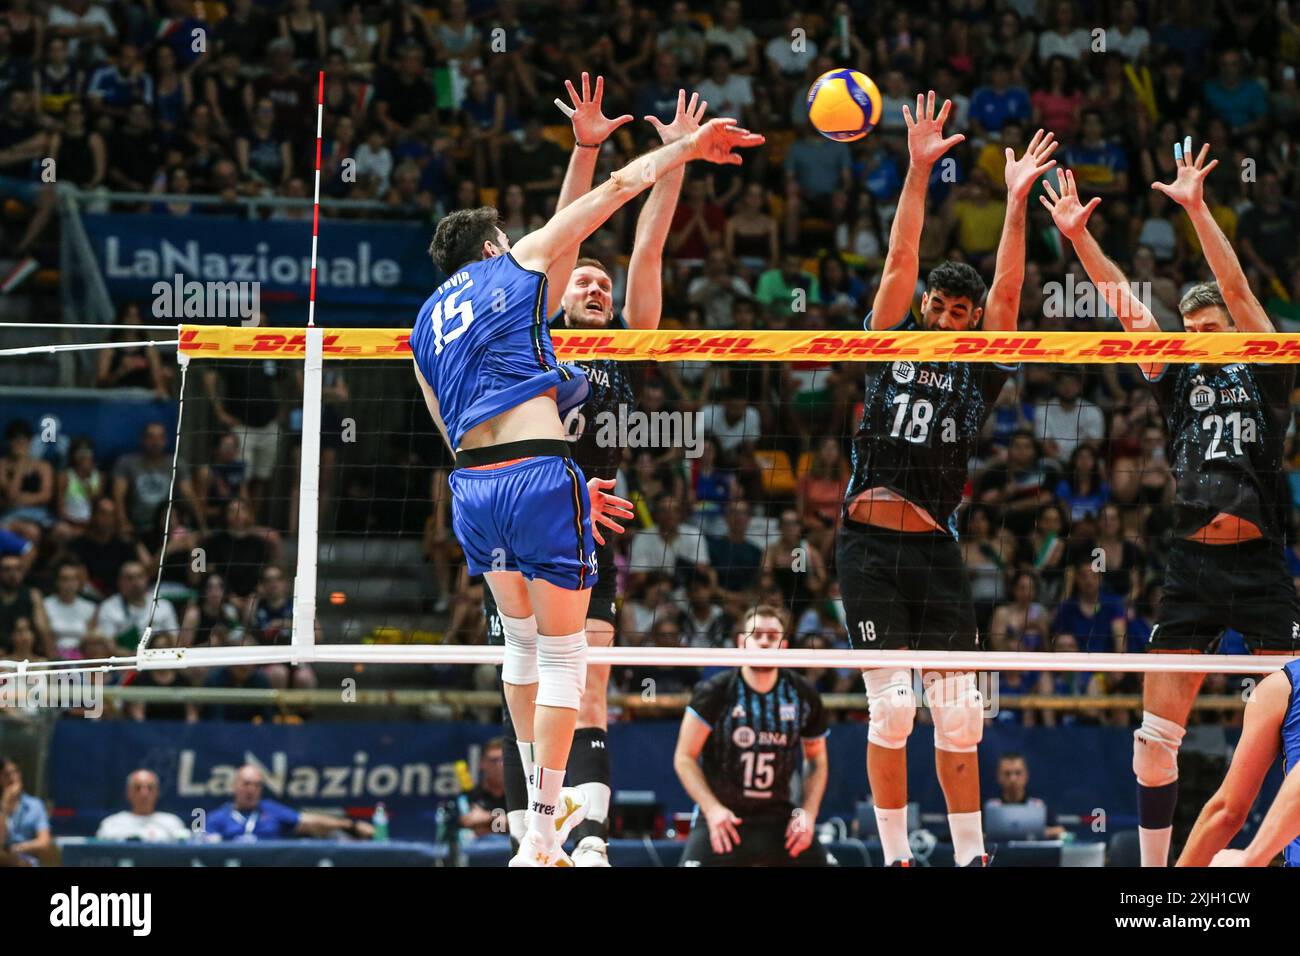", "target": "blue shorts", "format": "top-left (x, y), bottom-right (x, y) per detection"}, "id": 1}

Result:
top-left (449, 455), bottom-right (598, 590)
